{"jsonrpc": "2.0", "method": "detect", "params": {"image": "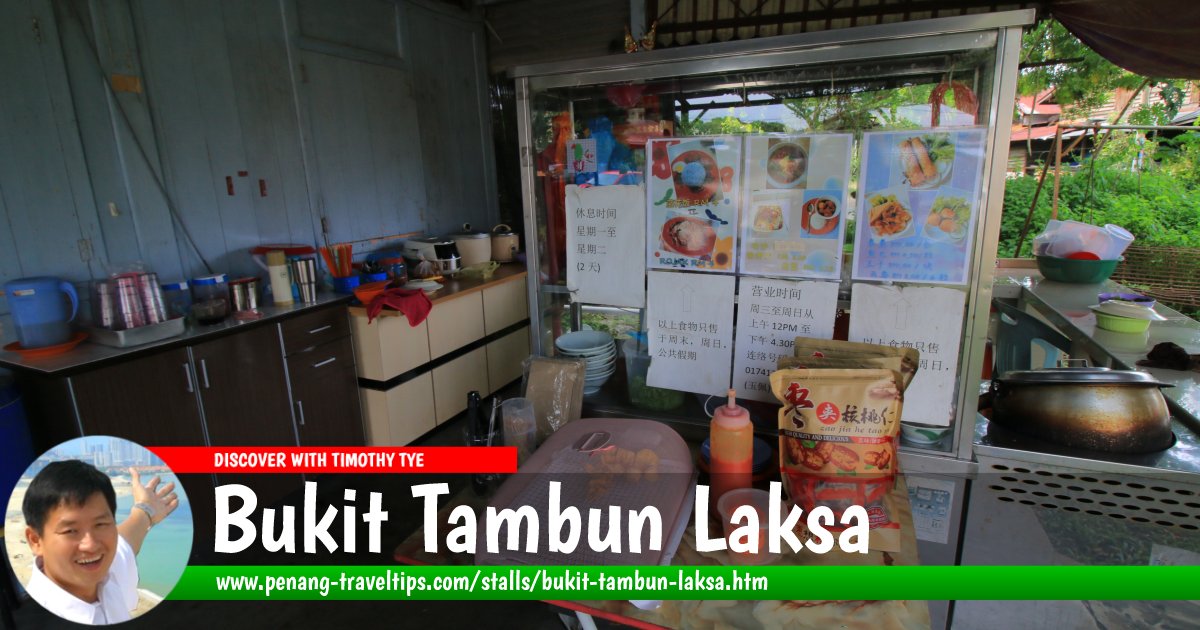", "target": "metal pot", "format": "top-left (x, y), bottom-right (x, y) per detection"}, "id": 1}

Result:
top-left (991, 366), bottom-right (1173, 453)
